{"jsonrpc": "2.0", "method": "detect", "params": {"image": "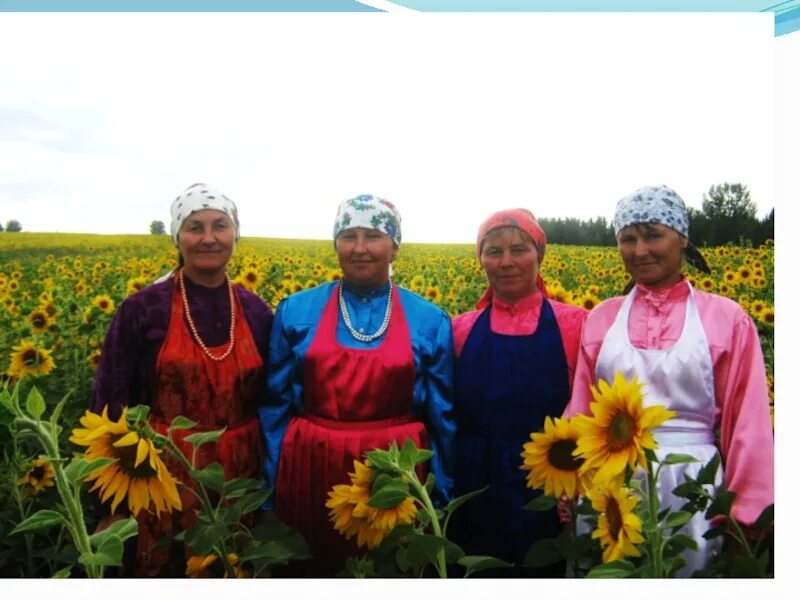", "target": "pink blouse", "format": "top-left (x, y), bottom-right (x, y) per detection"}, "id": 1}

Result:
top-left (452, 292), bottom-right (588, 390)
top-left (563, 278), bottom-right (773, 525)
